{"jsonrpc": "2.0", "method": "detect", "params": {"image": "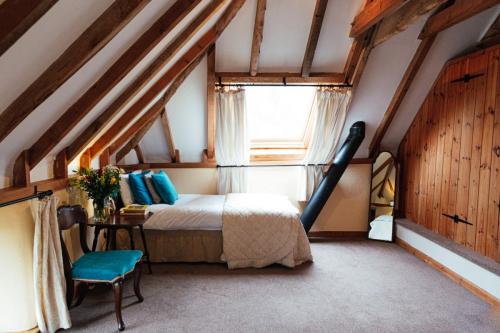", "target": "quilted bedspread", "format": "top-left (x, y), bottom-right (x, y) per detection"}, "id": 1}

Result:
top-left (222, 193), bottom-right (312, 269)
